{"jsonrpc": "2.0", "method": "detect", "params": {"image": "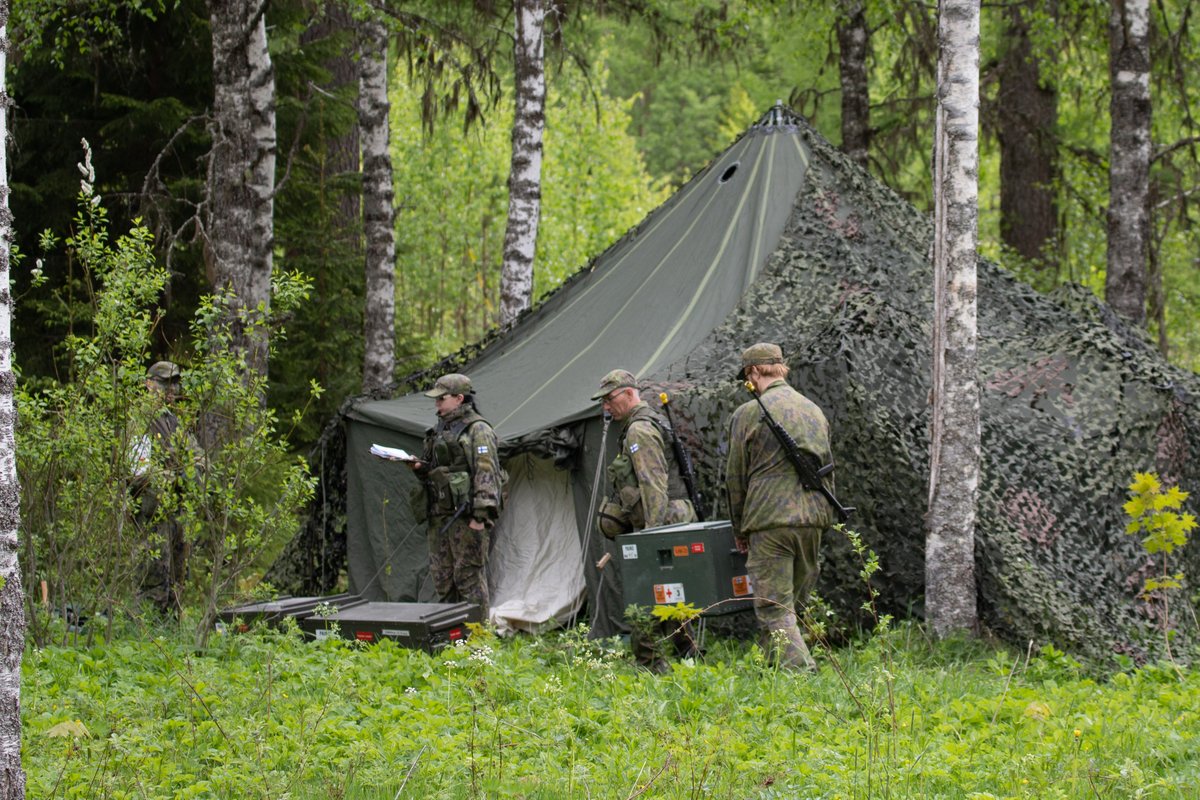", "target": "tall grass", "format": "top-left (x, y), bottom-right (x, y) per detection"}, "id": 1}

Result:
top-left (22, 618), bottom-right (1200, 799)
